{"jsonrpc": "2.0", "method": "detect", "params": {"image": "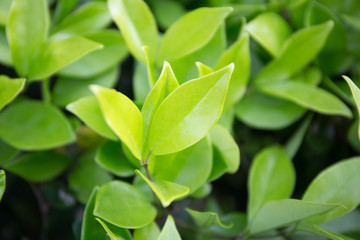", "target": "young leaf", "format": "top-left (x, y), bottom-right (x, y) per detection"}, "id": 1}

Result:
top-left (108, 0), bottom-right (157, 63)
top-left (158, 7), bottom-right (232, 63)
top-left (196, 62), bottom-right (214, 77)
top-left (135, 169), bottom-right (189, 207)
top-left (343, 76), bottom-right (360, 140)
top-left (96, 218), bottom-right (132, 240)
top-left (246, 12), bottom-right (292, 57)
top-left (302, 157), bottom-right (360, 224)
top-left (186, 208), bottom-right (233, 229)
top-left (0, 76), bottom-right (25, 110)
top-left (248, 145), bottom-right (296, 223)
top-left (157, 215), bottom-right (181, 240)
top-left (0, 170), bottom-right (5, 201)
top-left (134, 222), bottom-right (160, 240)
top-left (148, 64), bottom-right (234, 155)
top-left (90, 85), bottom-right (143, 160)
top-left (6, 0), bottom-right (49, 76)
top-left (249, 199), bottom-right (339, 235)
top-left (66, 96), bottom-right (118, 141)
top-left (259, 81), bottom-right (352, 118)
top-left (94, 181), bottom-right (157, 228)
top-left (0, 99), bottom-right (75, 150)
